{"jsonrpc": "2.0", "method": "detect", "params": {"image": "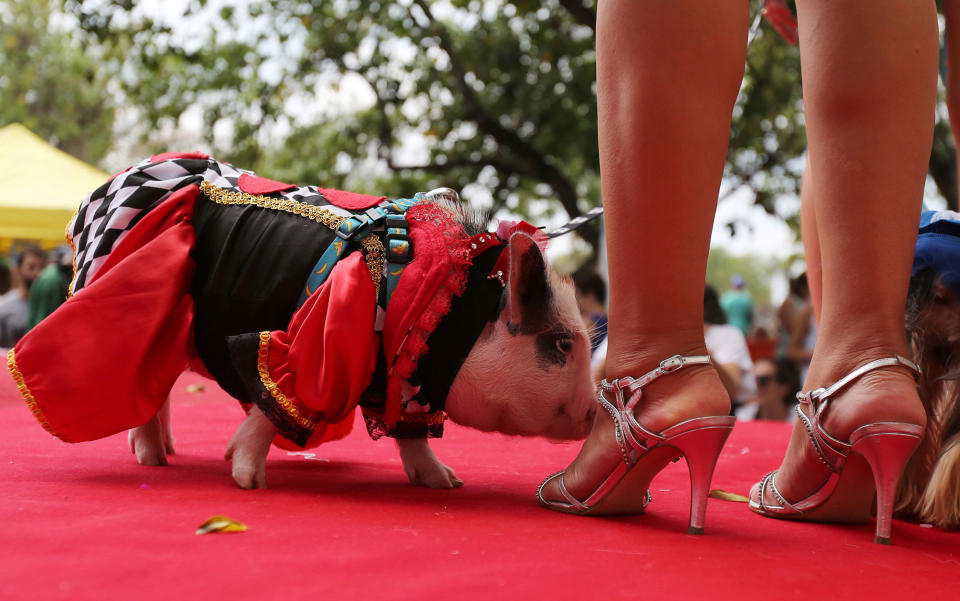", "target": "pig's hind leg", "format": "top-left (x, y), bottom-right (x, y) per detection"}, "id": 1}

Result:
top-left (128, 397), bottom-right (175, 466)
top-left (397, 438), bottom-right (464, 488)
